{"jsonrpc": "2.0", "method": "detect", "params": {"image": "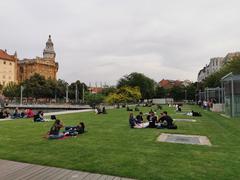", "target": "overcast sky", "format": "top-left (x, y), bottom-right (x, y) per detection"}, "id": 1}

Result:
top-left (1, 0), bottom-right (240, 85)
